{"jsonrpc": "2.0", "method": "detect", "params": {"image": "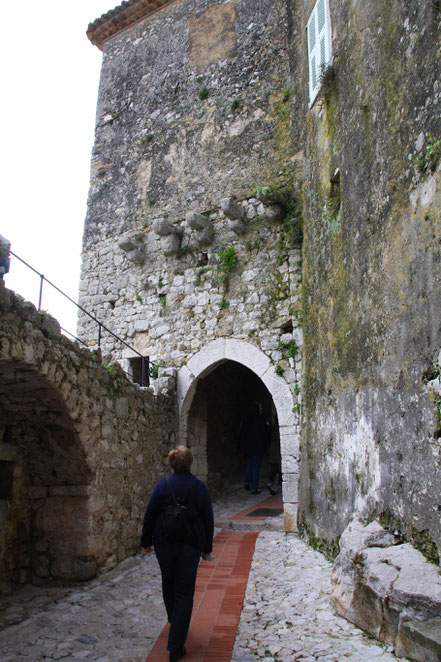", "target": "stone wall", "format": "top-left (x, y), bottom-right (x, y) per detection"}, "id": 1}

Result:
top-left (79, 0), bottom-right (303, 528)
top-left (0, 284), bottom-right (177, 593)
top-left (296, 0), bottom-right (441, 555)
